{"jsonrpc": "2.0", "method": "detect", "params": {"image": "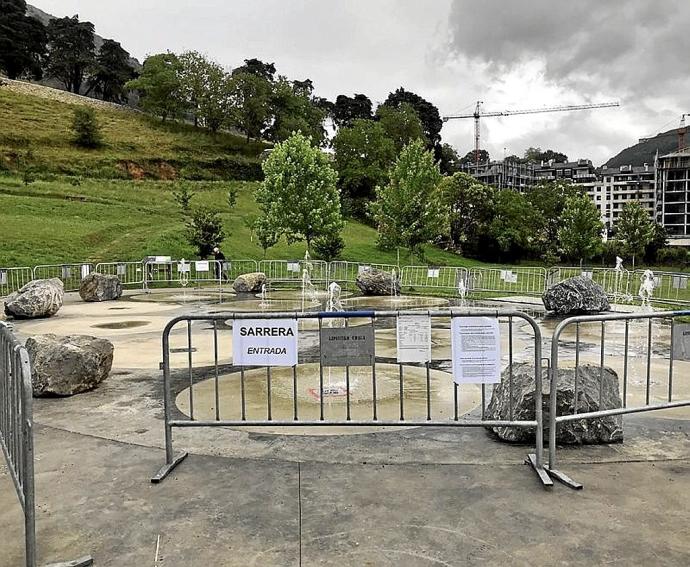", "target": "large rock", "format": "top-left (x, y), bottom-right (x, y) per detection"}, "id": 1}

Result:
top-left (485, 363), bottom-right (623, 444)
top-left (25, 334), bottom-right (114, 397)
top-left (79, 272), bottom-right (122, 302)
top-left (355, 268), bottom-right (401, 296)
top-left (233, 272), bottom-right (266, 293)
top-left (4, 278), bottom-right (64, 319)
top-left (542, 276), bottom-right (610, 315)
